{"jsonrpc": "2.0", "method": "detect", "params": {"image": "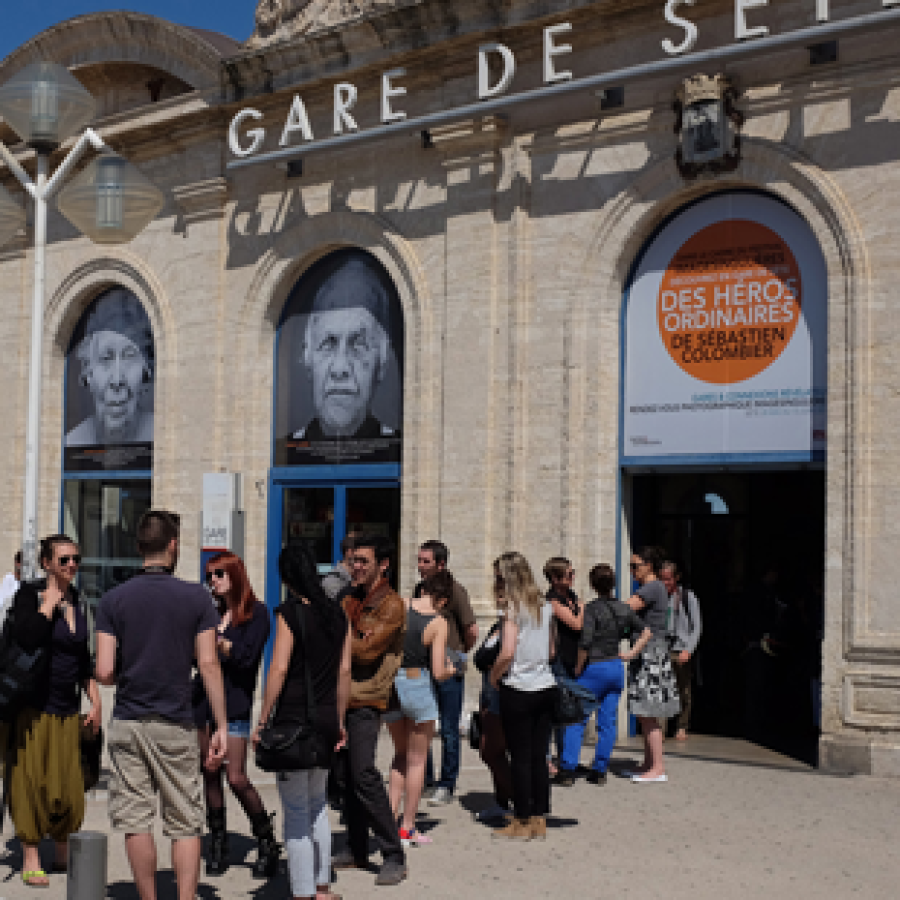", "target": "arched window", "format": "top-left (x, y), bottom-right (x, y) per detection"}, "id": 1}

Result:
top-left (268, 248), bottom-right (404, 588)
top-left (62, 287), bottom-right (154, 618)
top-left (274, 248), bottom-right (404, 467)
